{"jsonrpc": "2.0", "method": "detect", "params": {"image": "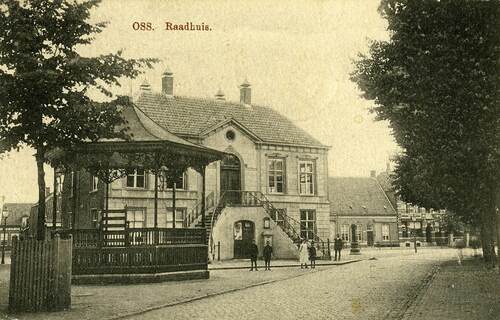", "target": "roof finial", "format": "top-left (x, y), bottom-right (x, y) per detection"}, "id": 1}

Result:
top-left (163, 66), bottom-right (173, 76)
top-left (139, 79), bottom-right (151, 91)
top-left (215, 88), bottom-right (225, 101)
